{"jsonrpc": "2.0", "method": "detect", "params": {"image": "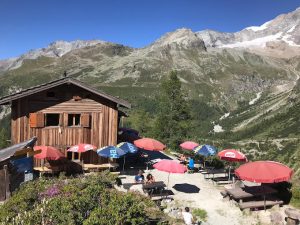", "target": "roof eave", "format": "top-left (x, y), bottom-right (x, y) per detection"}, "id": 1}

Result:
top-left (0, 77), bottom-right (131, 108)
